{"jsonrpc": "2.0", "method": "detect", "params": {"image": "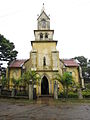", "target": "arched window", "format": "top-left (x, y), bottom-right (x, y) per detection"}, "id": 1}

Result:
top-left (45, 33), bottom-right (48, 38)
top-left (43, 57), bottom-right (46, 66)
top-left (41, 19), bottom-right (46, 28)
top-left (40, 33), bottom-right (43, 39)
